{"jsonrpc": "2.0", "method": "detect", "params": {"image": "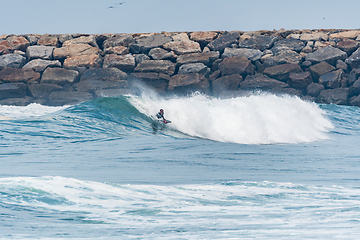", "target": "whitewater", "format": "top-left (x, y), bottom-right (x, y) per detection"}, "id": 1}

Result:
top-left (1, 91), bottom-right (360, 239)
